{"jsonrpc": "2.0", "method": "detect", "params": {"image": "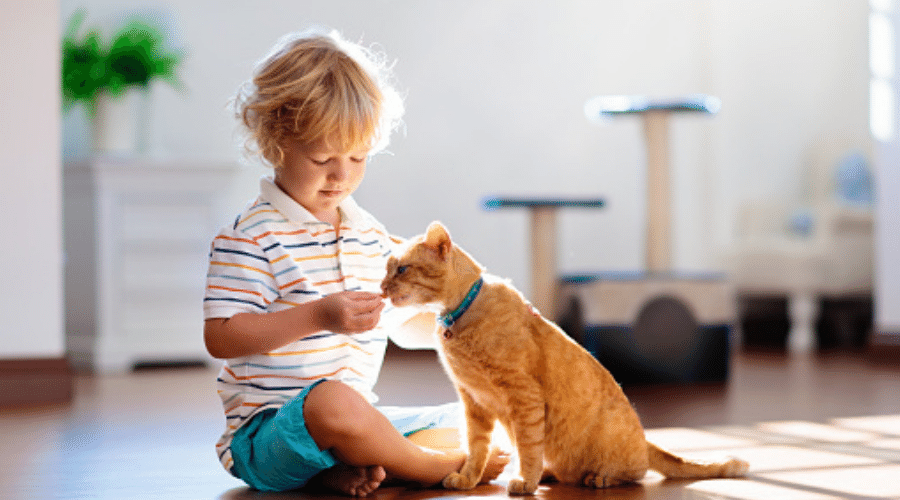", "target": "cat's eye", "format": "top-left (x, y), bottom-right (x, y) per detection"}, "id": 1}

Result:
top-left (396, 265), bottom-right (409, 275)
